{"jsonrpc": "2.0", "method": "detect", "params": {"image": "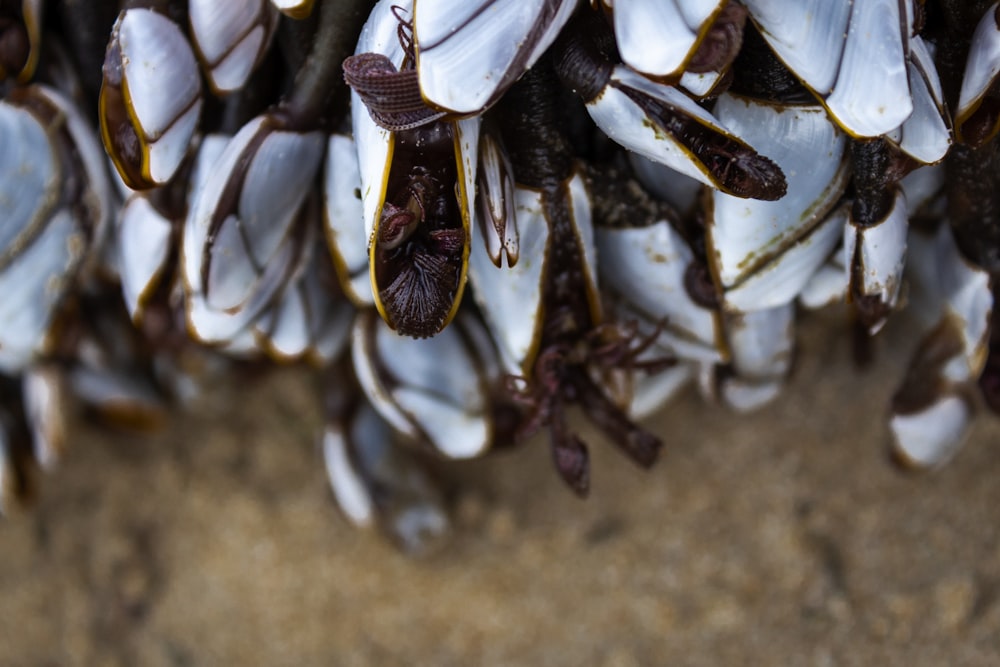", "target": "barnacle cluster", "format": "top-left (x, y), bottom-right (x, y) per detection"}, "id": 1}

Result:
top-left (2, 0), bottom-right (1000, 551)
